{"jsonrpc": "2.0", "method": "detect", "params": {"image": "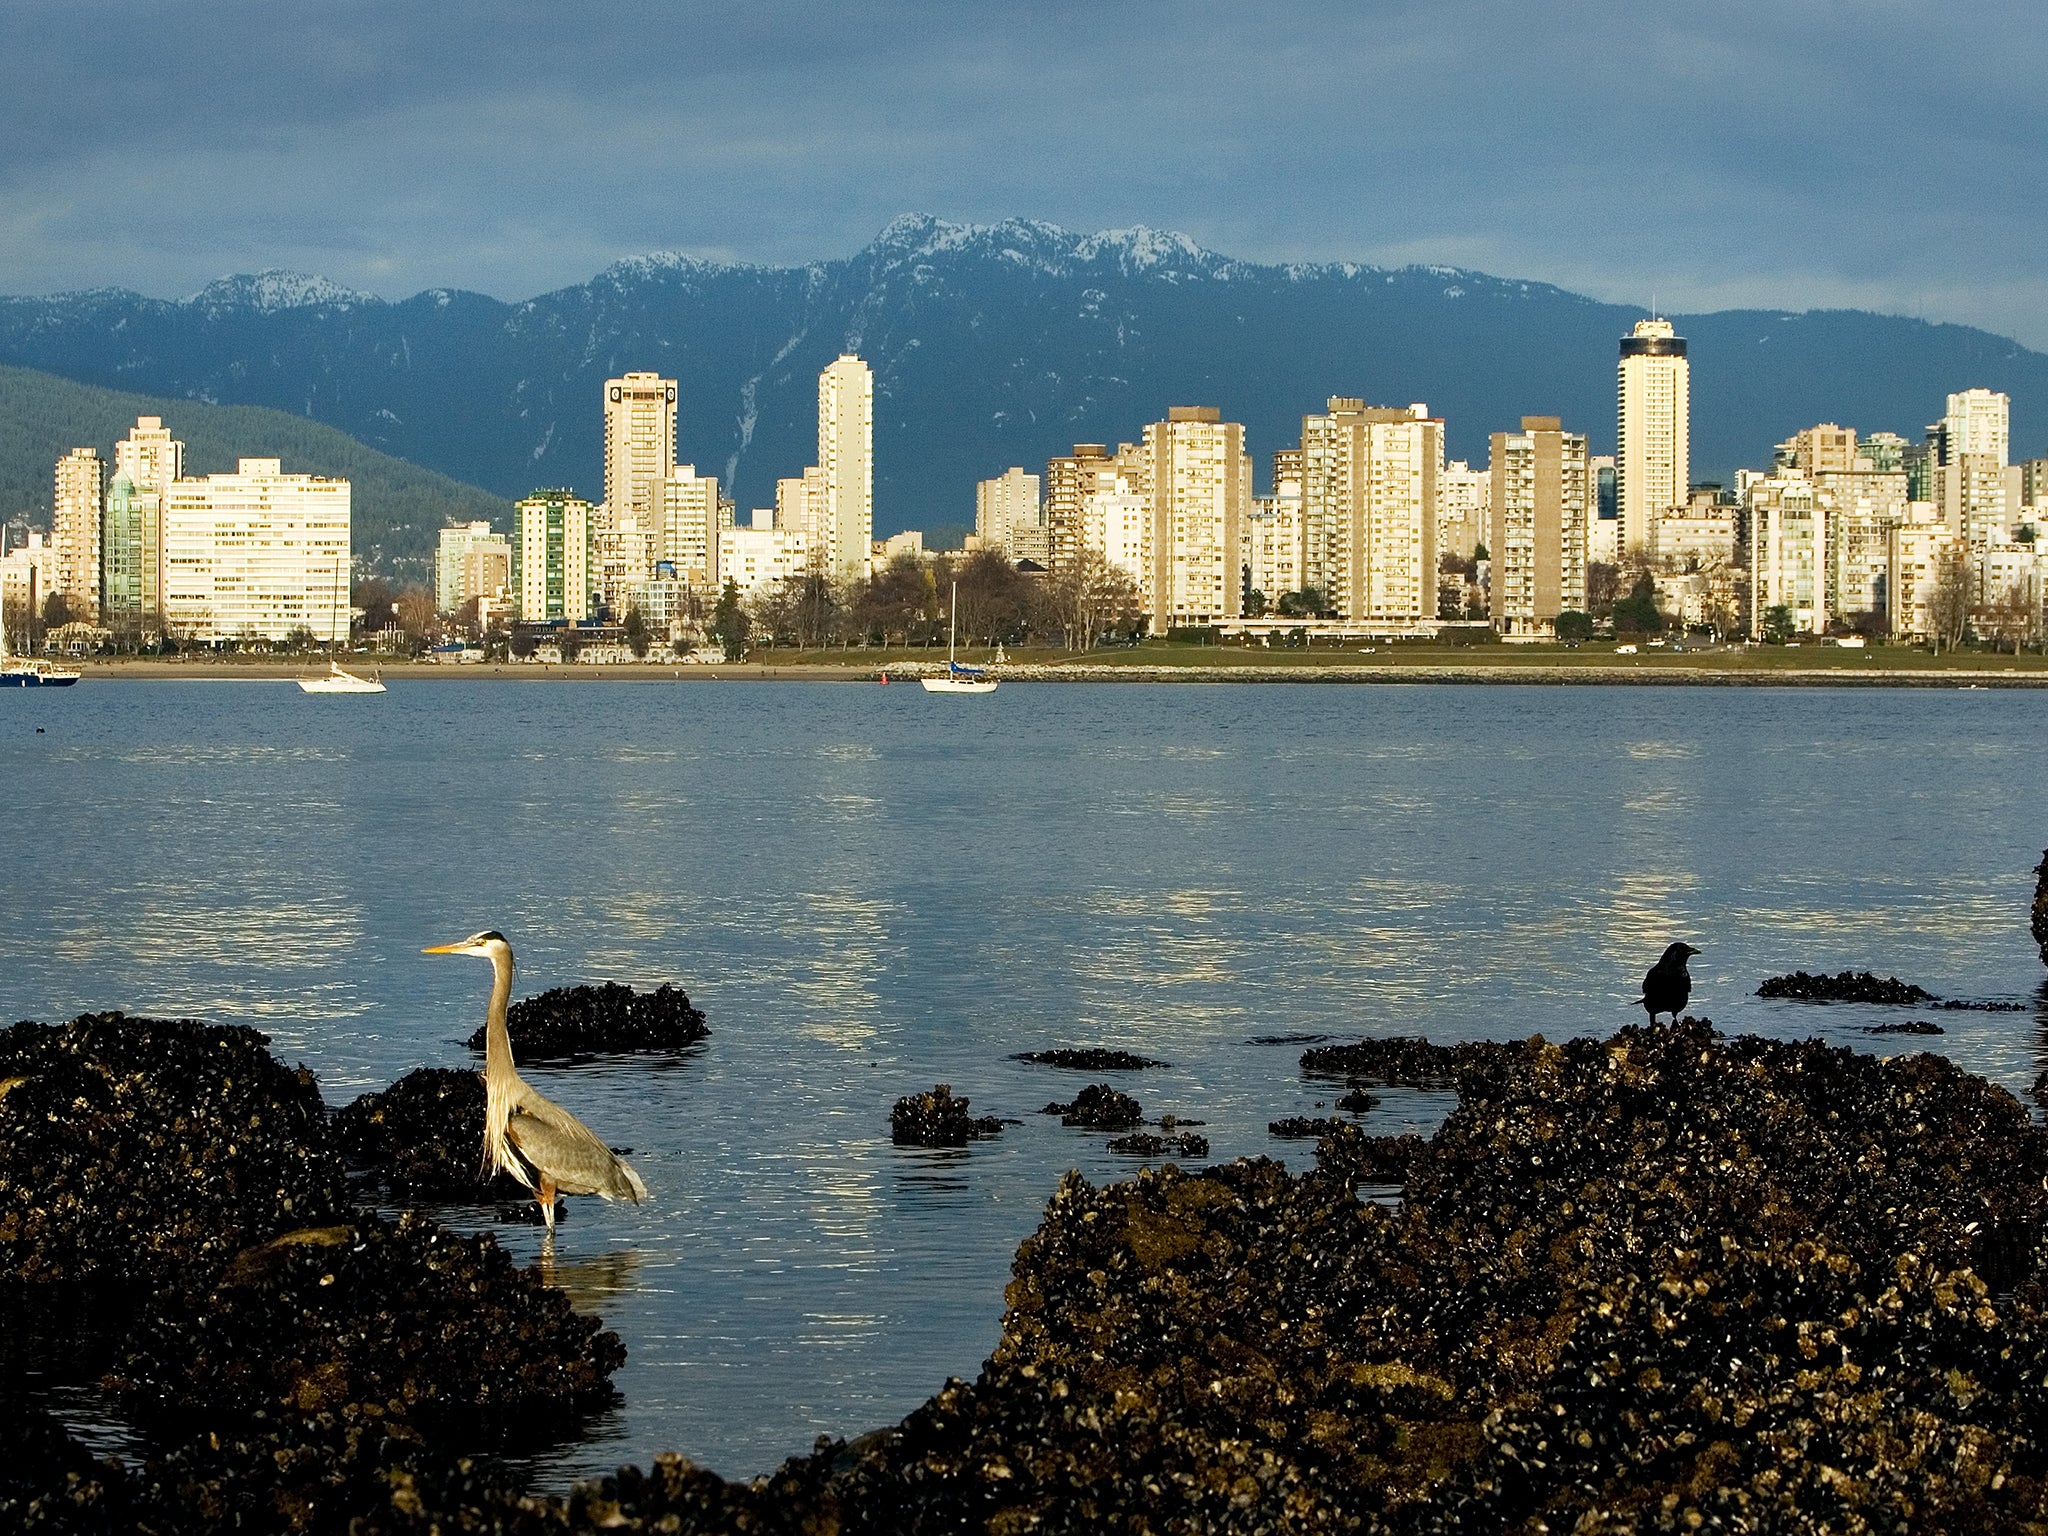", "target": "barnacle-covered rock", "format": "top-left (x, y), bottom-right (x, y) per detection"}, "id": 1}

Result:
top-left (1039, 1083), bottom-right (1141, 1129)
top-left (333, 1068), bottom-right (523, 1202)
top-left (1010, 1047), bottom-right (1167, 1070)
top-left (1757, 968), bottom-right (1935, 1002)
top-left (464, 1020), bottom-right (2048, 1533)
top-left (466, 982), bottom-right (708, 1061)
top-left (1267, 1115), bottom-right (1345, 1139)
top-left (1105, 1130), bottom-right (1209, 1158)
top-left (1298, 1033), bottom-right (1508, 1088)
top-left (889, 1086), bottom-right (1005, 1147)
top-left (0, 1399), bottom-right (135, 1533)
top-left (1335, 1085), bottom-right (1379, 1113)
top-left (0, 1013), bottom-right (351, 1294)
top-left (2035, 848), bottom-right (2048, 968)
top-left (1869, 1018), bottom-right (1944, 1034)
top-left (108, 1212), bottom-right (624, 1443)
